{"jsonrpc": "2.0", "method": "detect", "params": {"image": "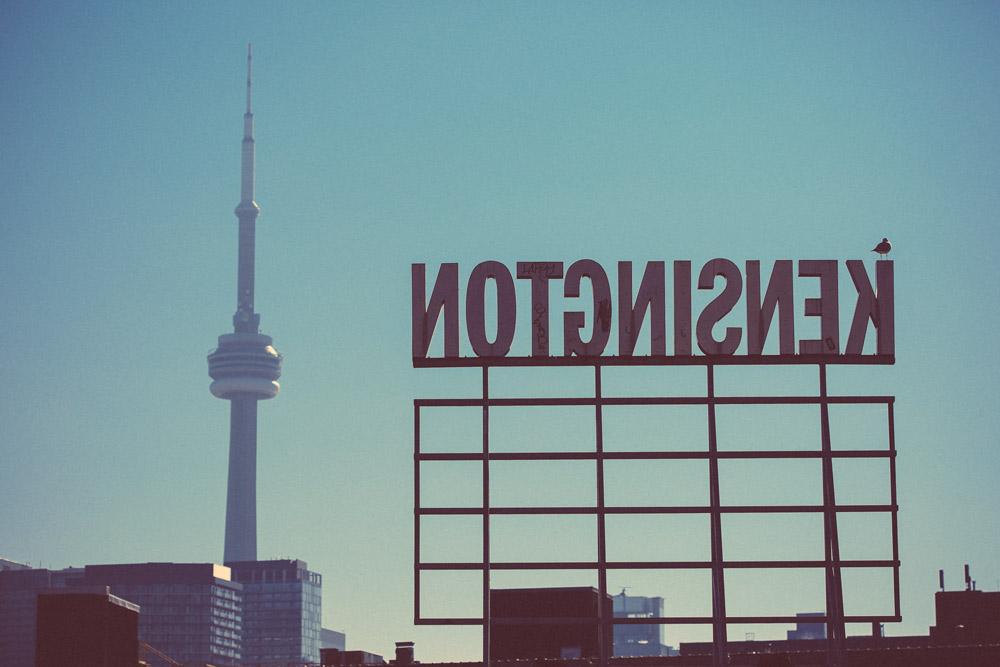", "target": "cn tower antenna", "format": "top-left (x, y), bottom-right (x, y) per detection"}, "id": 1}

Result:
top-left (246, 43), bottom-right (253, 115)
